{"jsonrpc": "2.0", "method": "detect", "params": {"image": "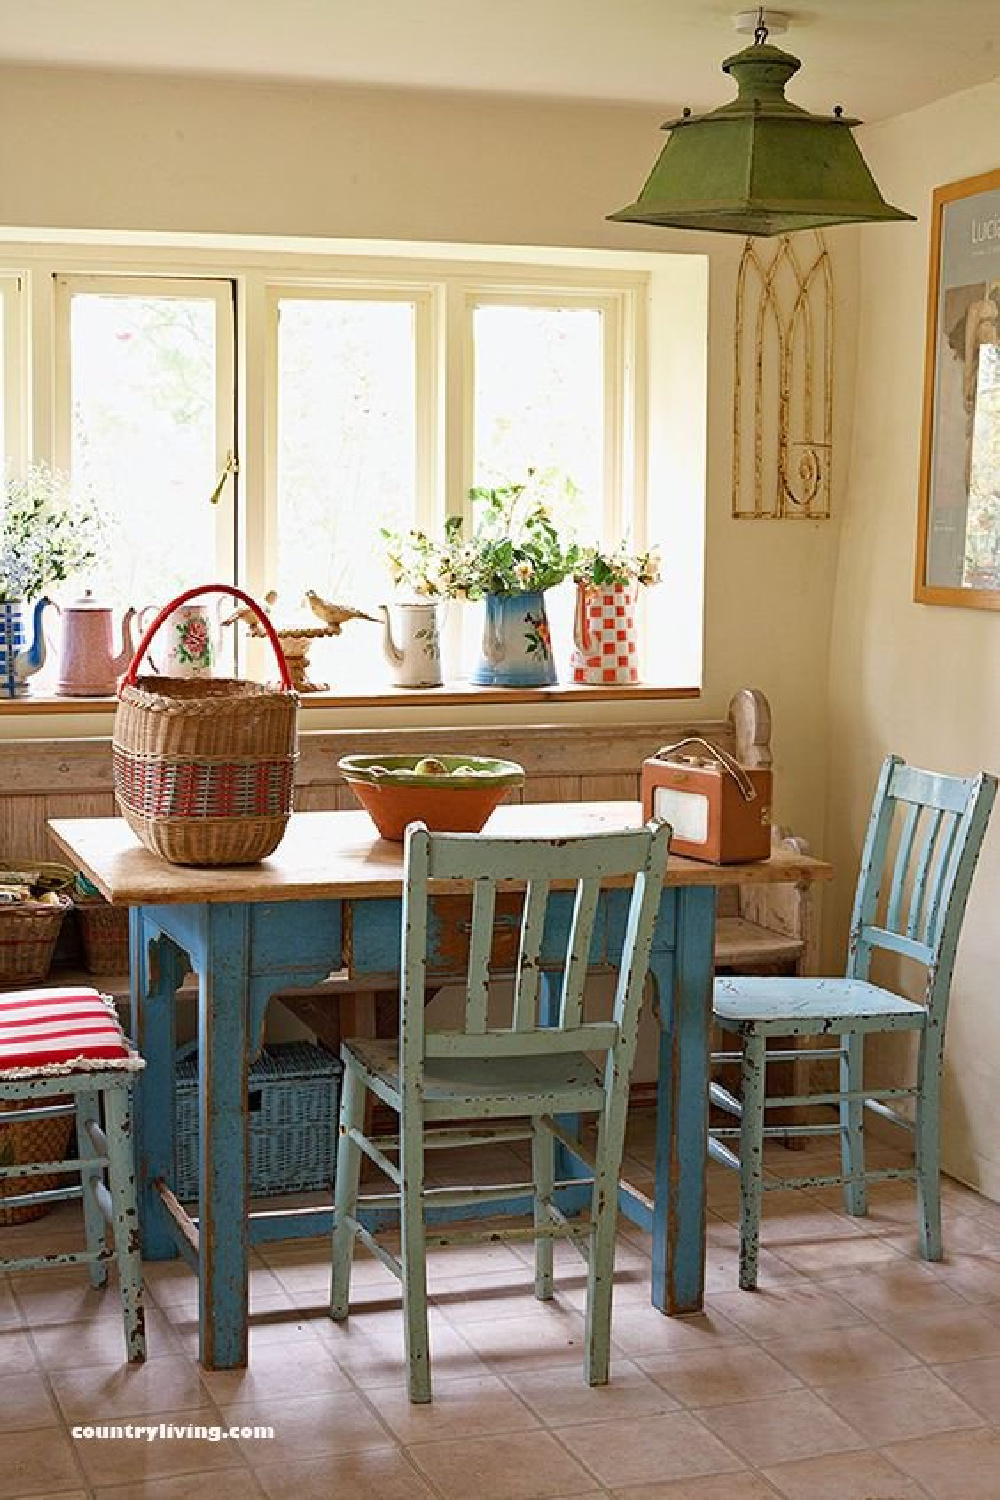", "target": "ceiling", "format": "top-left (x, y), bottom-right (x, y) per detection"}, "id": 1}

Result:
top-left (1, 1), bottom-right (998, 123)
